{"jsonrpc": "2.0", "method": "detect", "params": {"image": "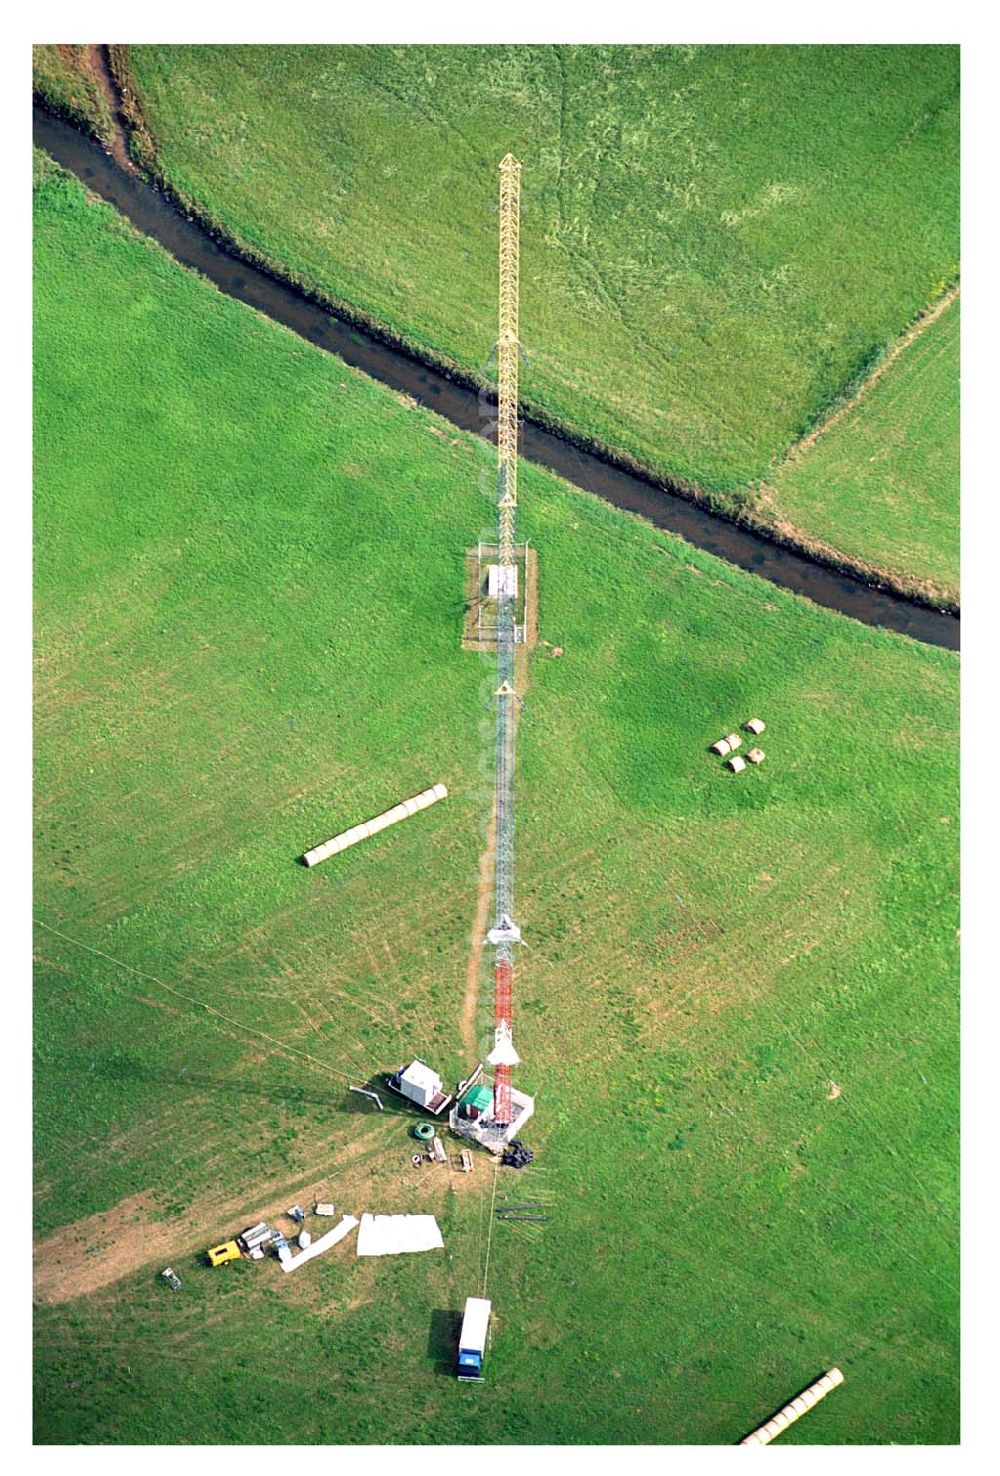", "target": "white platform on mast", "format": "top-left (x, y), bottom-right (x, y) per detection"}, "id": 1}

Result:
top-left (487, 564), bottom-right (518, 599)
top-left (487, 1035), bottom-right (521, 1067)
